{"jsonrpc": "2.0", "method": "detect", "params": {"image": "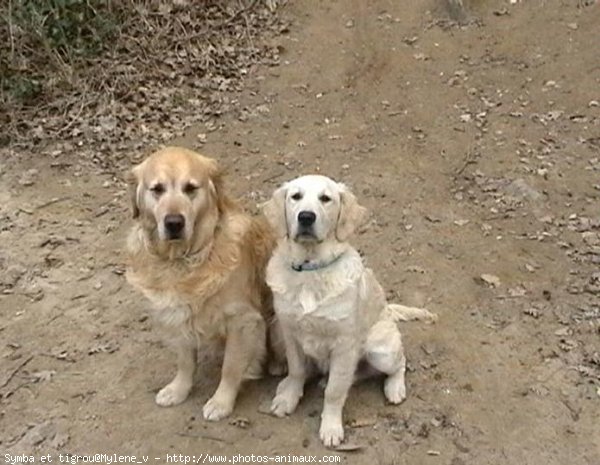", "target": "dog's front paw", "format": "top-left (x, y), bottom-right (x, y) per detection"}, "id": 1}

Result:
top-left (203, 394), bottom-right (234, 421)
top-left (270, 376), bottom-right (303, 417)
top-left (155, 382), bottom-right (191, 407)
top-left (384, 373), bottom-right (406, 404)
top-left (319, 417), bottom-right (344, 448)
top-left (270, 394), bottom-right (299, 417)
